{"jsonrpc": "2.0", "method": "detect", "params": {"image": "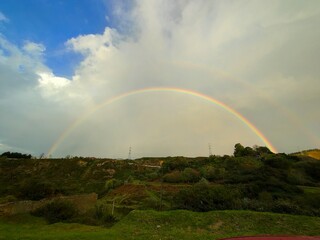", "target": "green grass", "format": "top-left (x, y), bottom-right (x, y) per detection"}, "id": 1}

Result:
top-left (301, 186), bottom-right (320, 194)
top-left (1, 210), bottom-right (320, 240)
top-left (0, 214), bottom-right (110, 240)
